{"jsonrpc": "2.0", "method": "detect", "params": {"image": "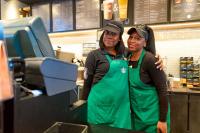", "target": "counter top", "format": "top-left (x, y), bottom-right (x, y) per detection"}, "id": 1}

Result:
top-left (76, 80), bottom-right (200, 94)
top-left (88, 124), bottom-right (144, 133)
top-left (168, 87), bottom-right (200, 94)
